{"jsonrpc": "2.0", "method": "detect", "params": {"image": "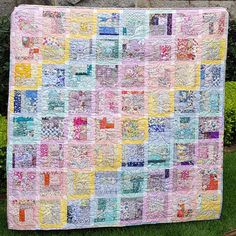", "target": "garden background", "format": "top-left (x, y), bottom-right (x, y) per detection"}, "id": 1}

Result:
top-left (0, 1), bottom-right (236, 235)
